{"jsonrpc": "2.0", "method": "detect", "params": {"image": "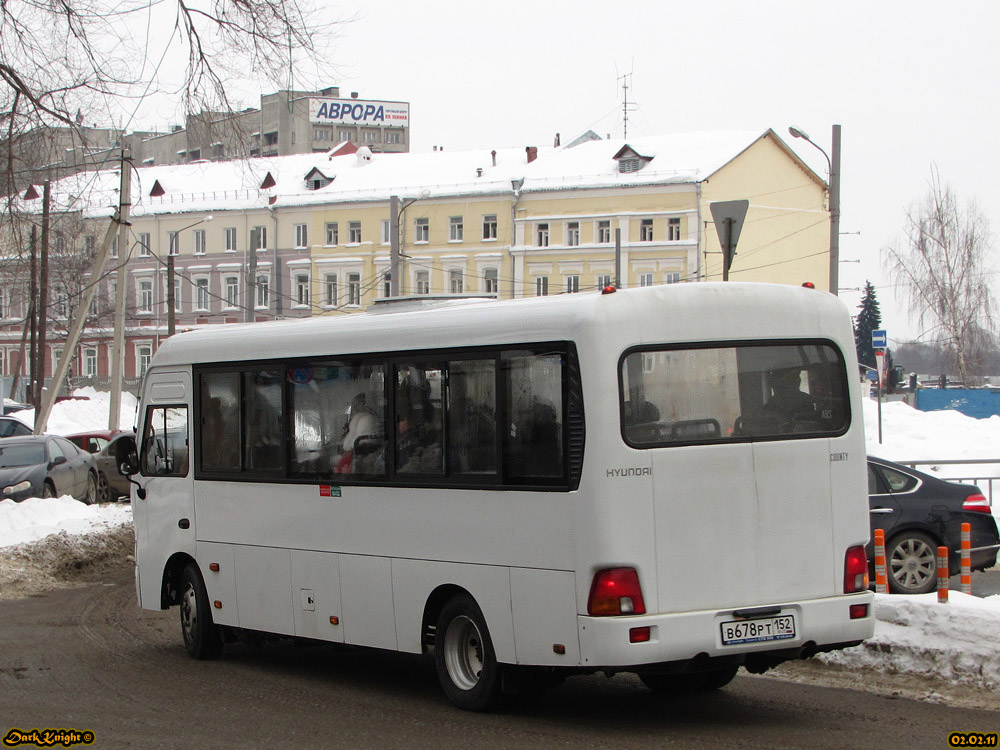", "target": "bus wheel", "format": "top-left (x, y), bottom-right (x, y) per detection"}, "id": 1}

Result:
top-left (180, 563), bottom-right (223, 660)
top-left (640, 664), bottom-right (739, 693)
top-left (434, 594), bottom-right (502, 711)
